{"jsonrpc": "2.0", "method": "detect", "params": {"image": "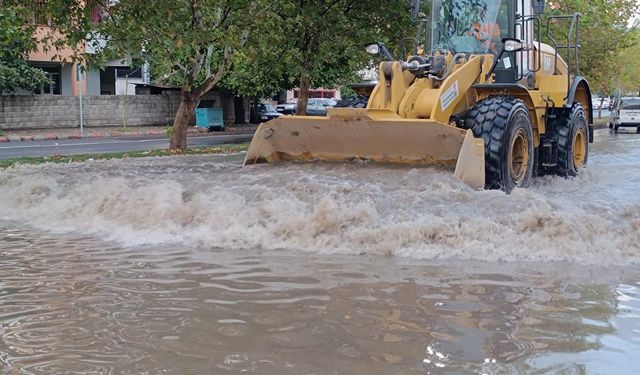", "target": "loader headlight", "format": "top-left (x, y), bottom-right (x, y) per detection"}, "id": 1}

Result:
top-left (365, 43), bottom-right (380, 55)
top-left (503, 38), bottom-right (524, 52)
